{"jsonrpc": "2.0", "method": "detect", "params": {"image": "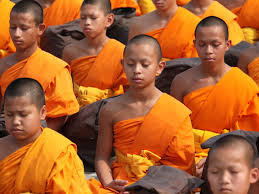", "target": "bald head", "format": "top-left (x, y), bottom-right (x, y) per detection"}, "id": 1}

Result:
top-left (195, 16), bottom-right (229, 40)
top-left (11, 0), bottom-right (43, 25)
top-left (4, 78), bottom-right (45, 110)
top-left (125, 34), bottom-right (162, 62)
top-left (81, 0), bottom-right (111, 15)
